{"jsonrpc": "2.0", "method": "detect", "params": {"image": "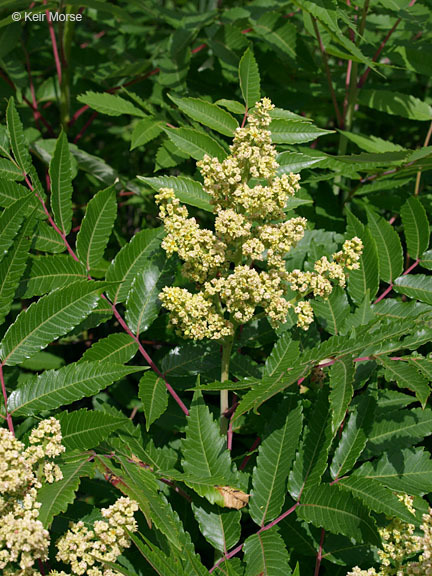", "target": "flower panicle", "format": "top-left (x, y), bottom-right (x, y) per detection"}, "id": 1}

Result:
top-left (155, 97), bottom-right (363, 340)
